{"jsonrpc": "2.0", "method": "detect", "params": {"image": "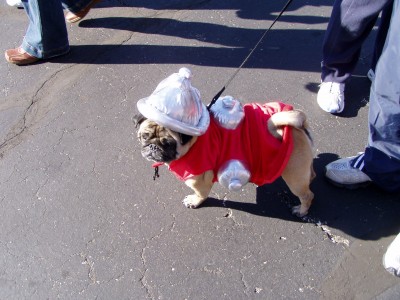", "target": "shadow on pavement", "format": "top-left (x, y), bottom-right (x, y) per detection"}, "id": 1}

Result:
top-left (202, 153), bottom-right (400, 241)
top-left (99, 0), bottom-right (329, 22)
top-left (56, 27), bottom-right (323, 73)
